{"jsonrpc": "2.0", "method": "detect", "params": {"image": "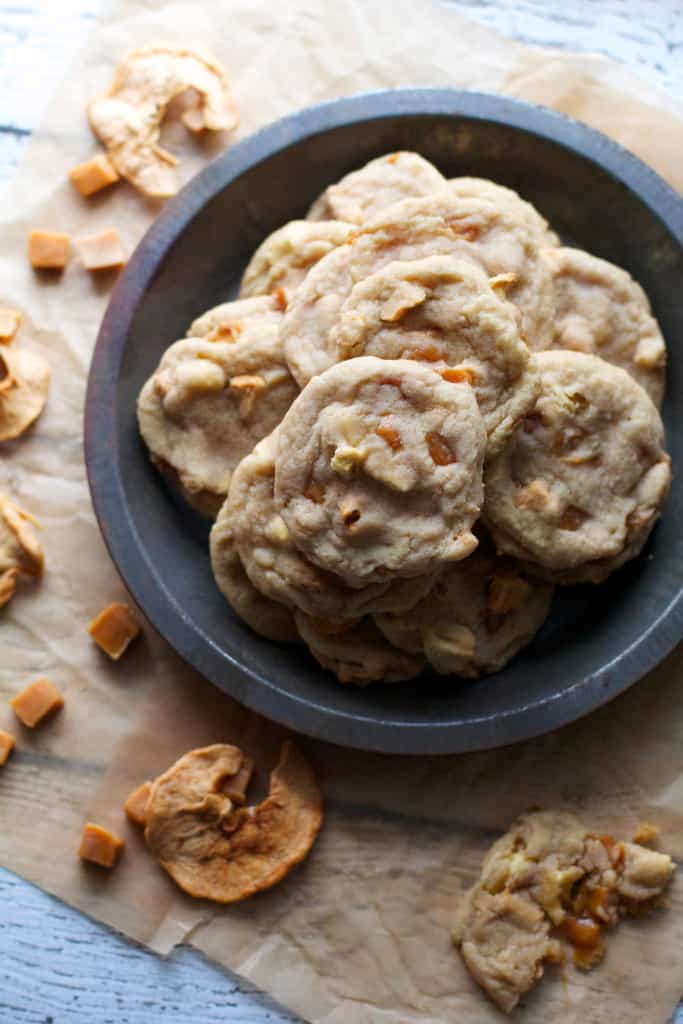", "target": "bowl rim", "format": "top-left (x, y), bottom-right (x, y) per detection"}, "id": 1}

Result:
top-left (85, 87), bottom-right (683, 755)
